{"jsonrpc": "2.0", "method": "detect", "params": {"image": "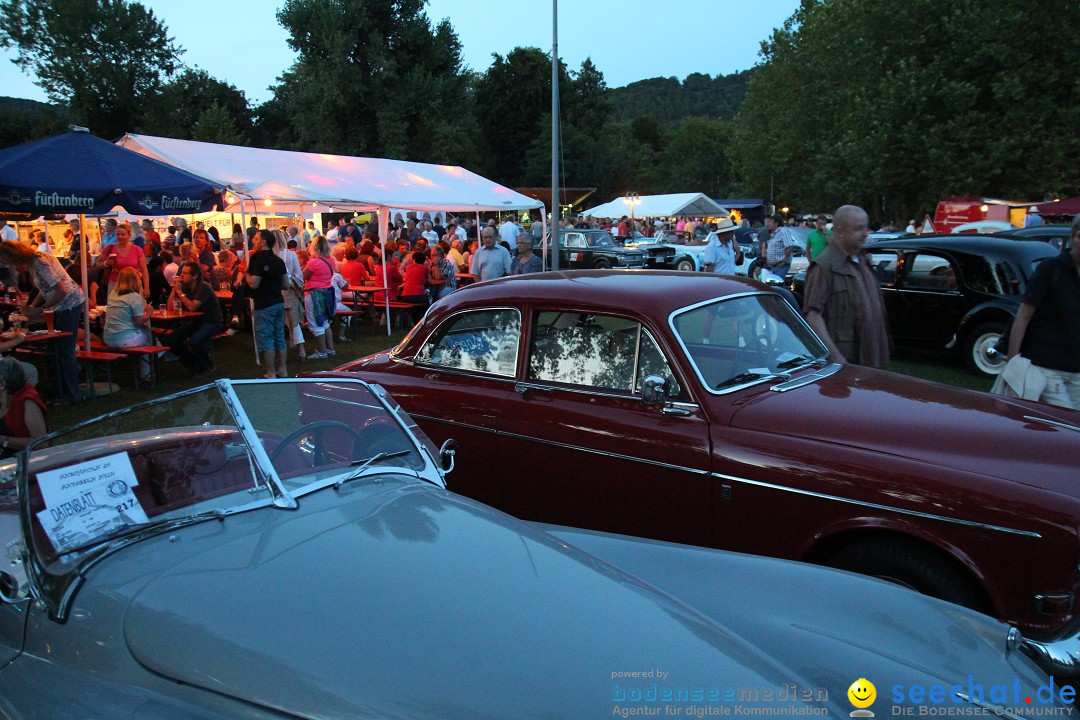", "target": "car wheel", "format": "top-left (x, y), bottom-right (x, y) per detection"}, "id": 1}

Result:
top-left (675, 258), bottom-right (695, 272)
top-left (963, 322), bottom-right (1007, 378)
top-left (825, 536), bottom-right (990, 613)
top-left (593, 259), bottom-right (611, 269)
